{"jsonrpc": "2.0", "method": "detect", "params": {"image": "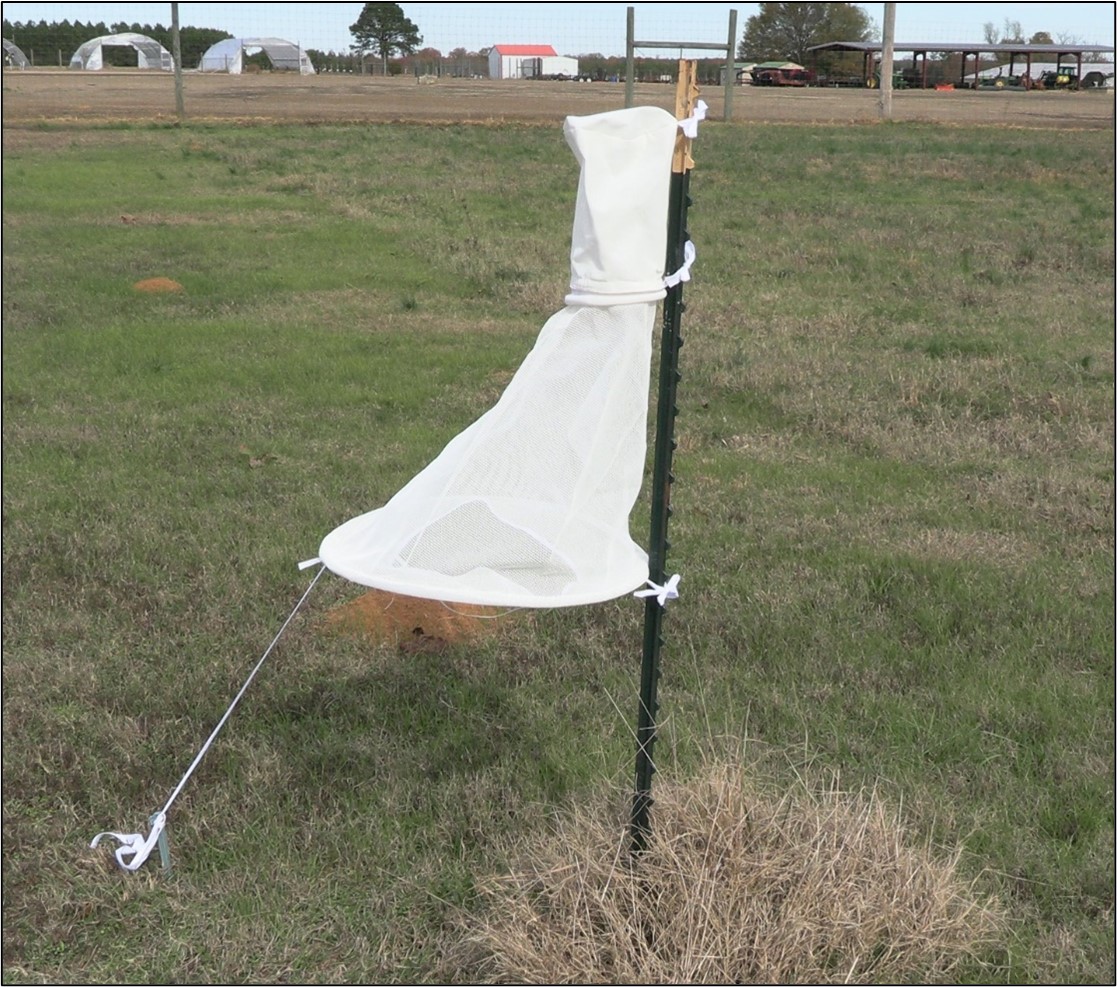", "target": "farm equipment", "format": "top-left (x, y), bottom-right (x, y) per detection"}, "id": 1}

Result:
top-left (977, 73), bottom-right (1034, 90)
top-left (1039, 67), bottom-right (1078, 89)
top-left (1031, 67), bottom-right (1111, 90)
top-left (865, 70), bottom-right (908, 89)
top-left (752, 66), bottom-right (817, 86)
